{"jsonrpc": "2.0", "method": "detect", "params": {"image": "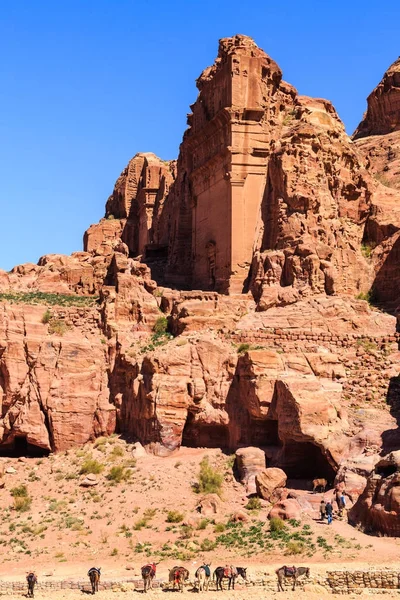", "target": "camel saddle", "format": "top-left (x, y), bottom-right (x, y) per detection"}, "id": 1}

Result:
top-left (202, 565), bottom-right (211, 578)
top-left (284, 566), bottom-right (296, 577)
top-left (144, 564), bottom-right (156, 577)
